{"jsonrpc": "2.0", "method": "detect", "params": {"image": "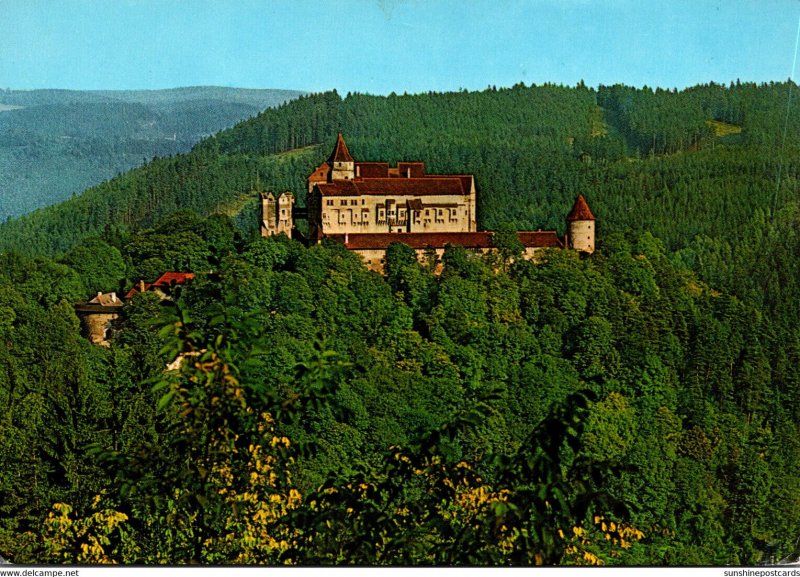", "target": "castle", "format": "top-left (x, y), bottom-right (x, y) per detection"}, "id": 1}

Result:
top-left (261, 134), bottom-right (595, 271)
top-left (78, 135), bottom-right (594, 345)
